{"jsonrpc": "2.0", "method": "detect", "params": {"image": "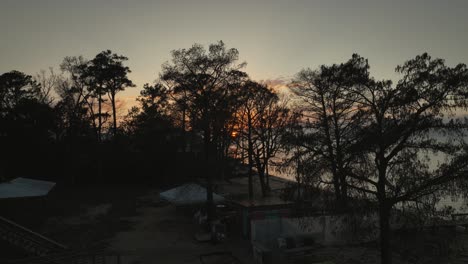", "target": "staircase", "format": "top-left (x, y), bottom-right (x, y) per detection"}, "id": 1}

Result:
top-left (0, 216), bottom-right (67, 256)
top-left (0, 216), bottom-right (122, 264)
